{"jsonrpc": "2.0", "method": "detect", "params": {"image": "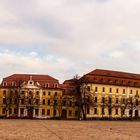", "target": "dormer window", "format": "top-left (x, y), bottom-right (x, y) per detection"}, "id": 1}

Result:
top-left (12, 82), bottom-right (16, 86)
top-left (94, 78), bottom-right (98, 82)
top-left (115, 80), bottom-right (119, 84)
top-left (45, 83), bottom-right (50, 88)
top-left (54, 84), bottom-right (58, 88)
top-left (3, 82), bottom-right (7, 87)
top-left (109, 80), bottom-right (113, 84)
